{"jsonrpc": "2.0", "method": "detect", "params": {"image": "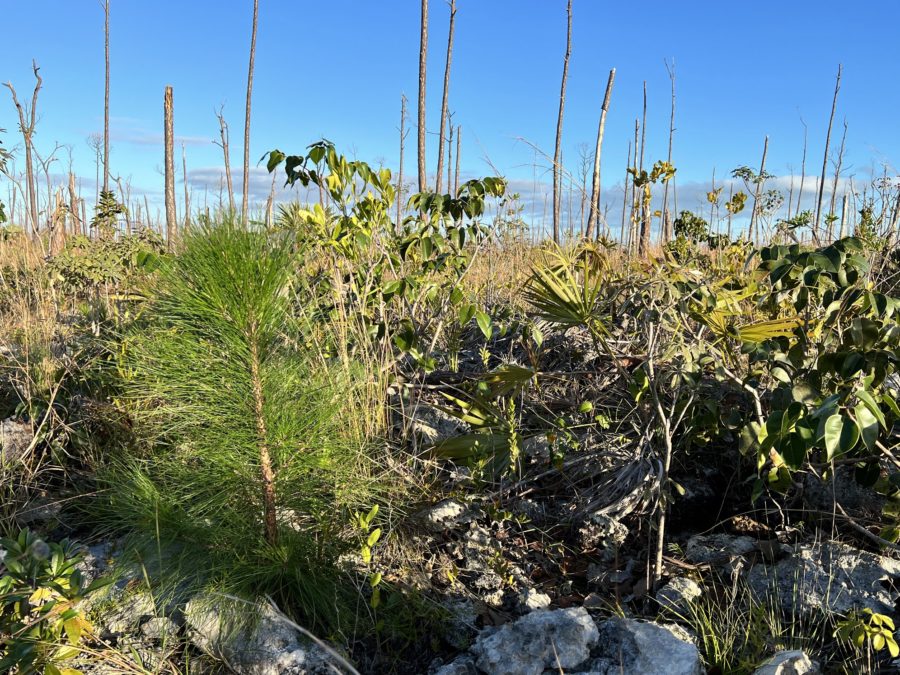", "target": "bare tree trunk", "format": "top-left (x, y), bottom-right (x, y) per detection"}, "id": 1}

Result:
top-left (397, 93), bottom-right (408, 226)
top-left (215, 106), bottom-right (235, 214)
top-left (661, 60), bottom-right (676, 243)
top-left (454, 125), bottom-right (461, 194)
top-left (839, 193), bottom-right (848, 238)
top-left (639, 82), bottom-right (647, 173)
top-left (786, 171), bottom-right (794, 222)
top-left (417, 0), bottom-right (428, 193)
top-left (619, 140), bottom-right (631, 246)
top-left (552, 0), bottom-right (572, 244)
top-left (815, 64), bottom-right (842, 234)
top-left (446, 120), bottom-right (453, 193)
top-left (241, 0), bottom-right (259, 227)
top-left (103, 0), bottom-right (111, 194)
top-left (629, 120), bottom-right (639, 252)
top-left (828, 119), bottom-right (848, 239)
top-left (265, 172), bottom-right (276, 228)
top-left (586, 68), bottom-right (615, 241)
top-left (68, 172), bottom-right (80, 236)
top-left (4, 62), bottom-right (42, 235)
top-left (164, 86), bottom-right (176, 251)
top-left (638, 84), bottom-right (651, 256)
top-left (749, 136), bottom-right (769, 244)
top-left (435, 0), bottom-right (456, 193)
